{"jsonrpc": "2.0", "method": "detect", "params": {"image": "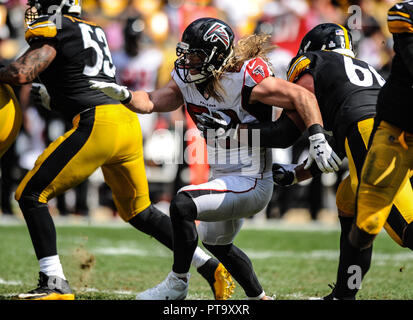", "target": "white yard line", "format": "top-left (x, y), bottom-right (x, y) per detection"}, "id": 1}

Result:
top-left (89, 246), bottom-right (413, 262)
